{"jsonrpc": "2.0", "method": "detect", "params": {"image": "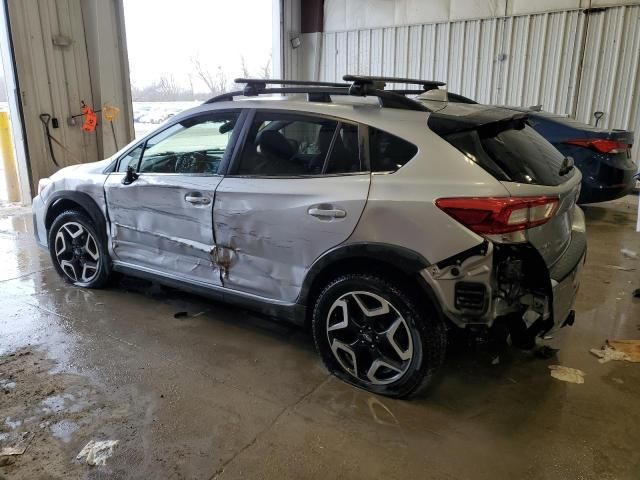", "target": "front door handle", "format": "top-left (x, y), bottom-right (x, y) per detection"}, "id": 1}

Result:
top-left (185, 193), bottom-right (211, 205)
top-left (307, 207), bottom-right (346, 218)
